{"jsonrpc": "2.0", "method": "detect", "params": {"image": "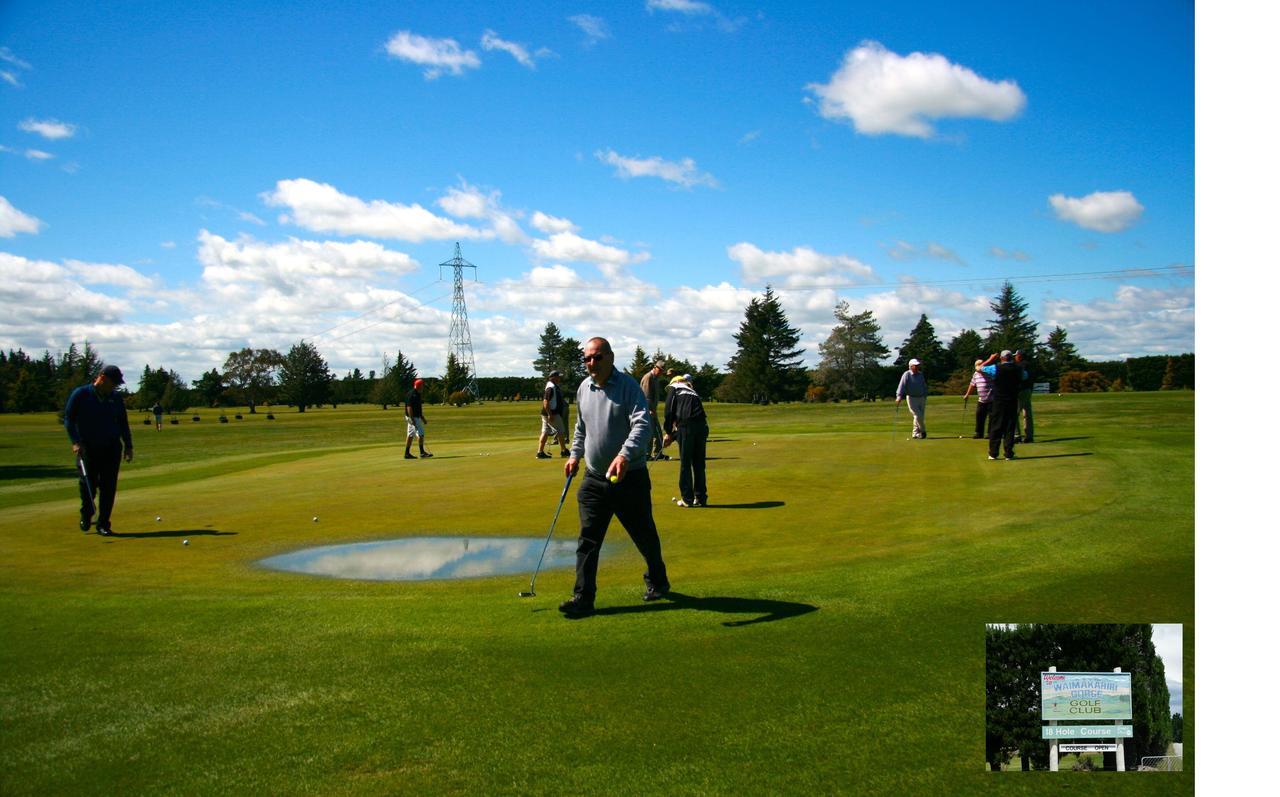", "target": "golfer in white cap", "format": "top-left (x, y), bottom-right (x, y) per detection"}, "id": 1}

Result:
top-left (895, 358), bottom-right (928, 439)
